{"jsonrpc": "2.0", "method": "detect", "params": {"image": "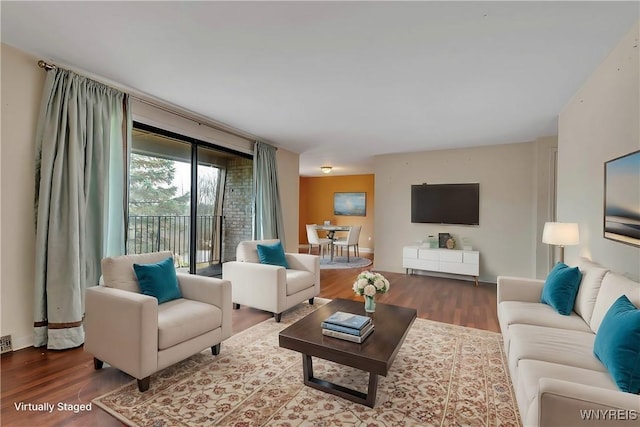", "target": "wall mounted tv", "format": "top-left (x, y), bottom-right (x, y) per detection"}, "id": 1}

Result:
top-left (411, 183), bottom-right (480, 225)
